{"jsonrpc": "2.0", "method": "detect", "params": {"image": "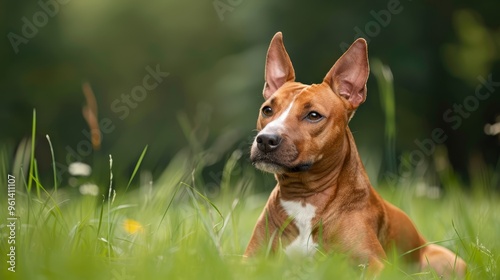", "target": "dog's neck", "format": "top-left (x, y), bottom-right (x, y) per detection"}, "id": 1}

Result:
top-left (275, 127), bottom-right (371, 205)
